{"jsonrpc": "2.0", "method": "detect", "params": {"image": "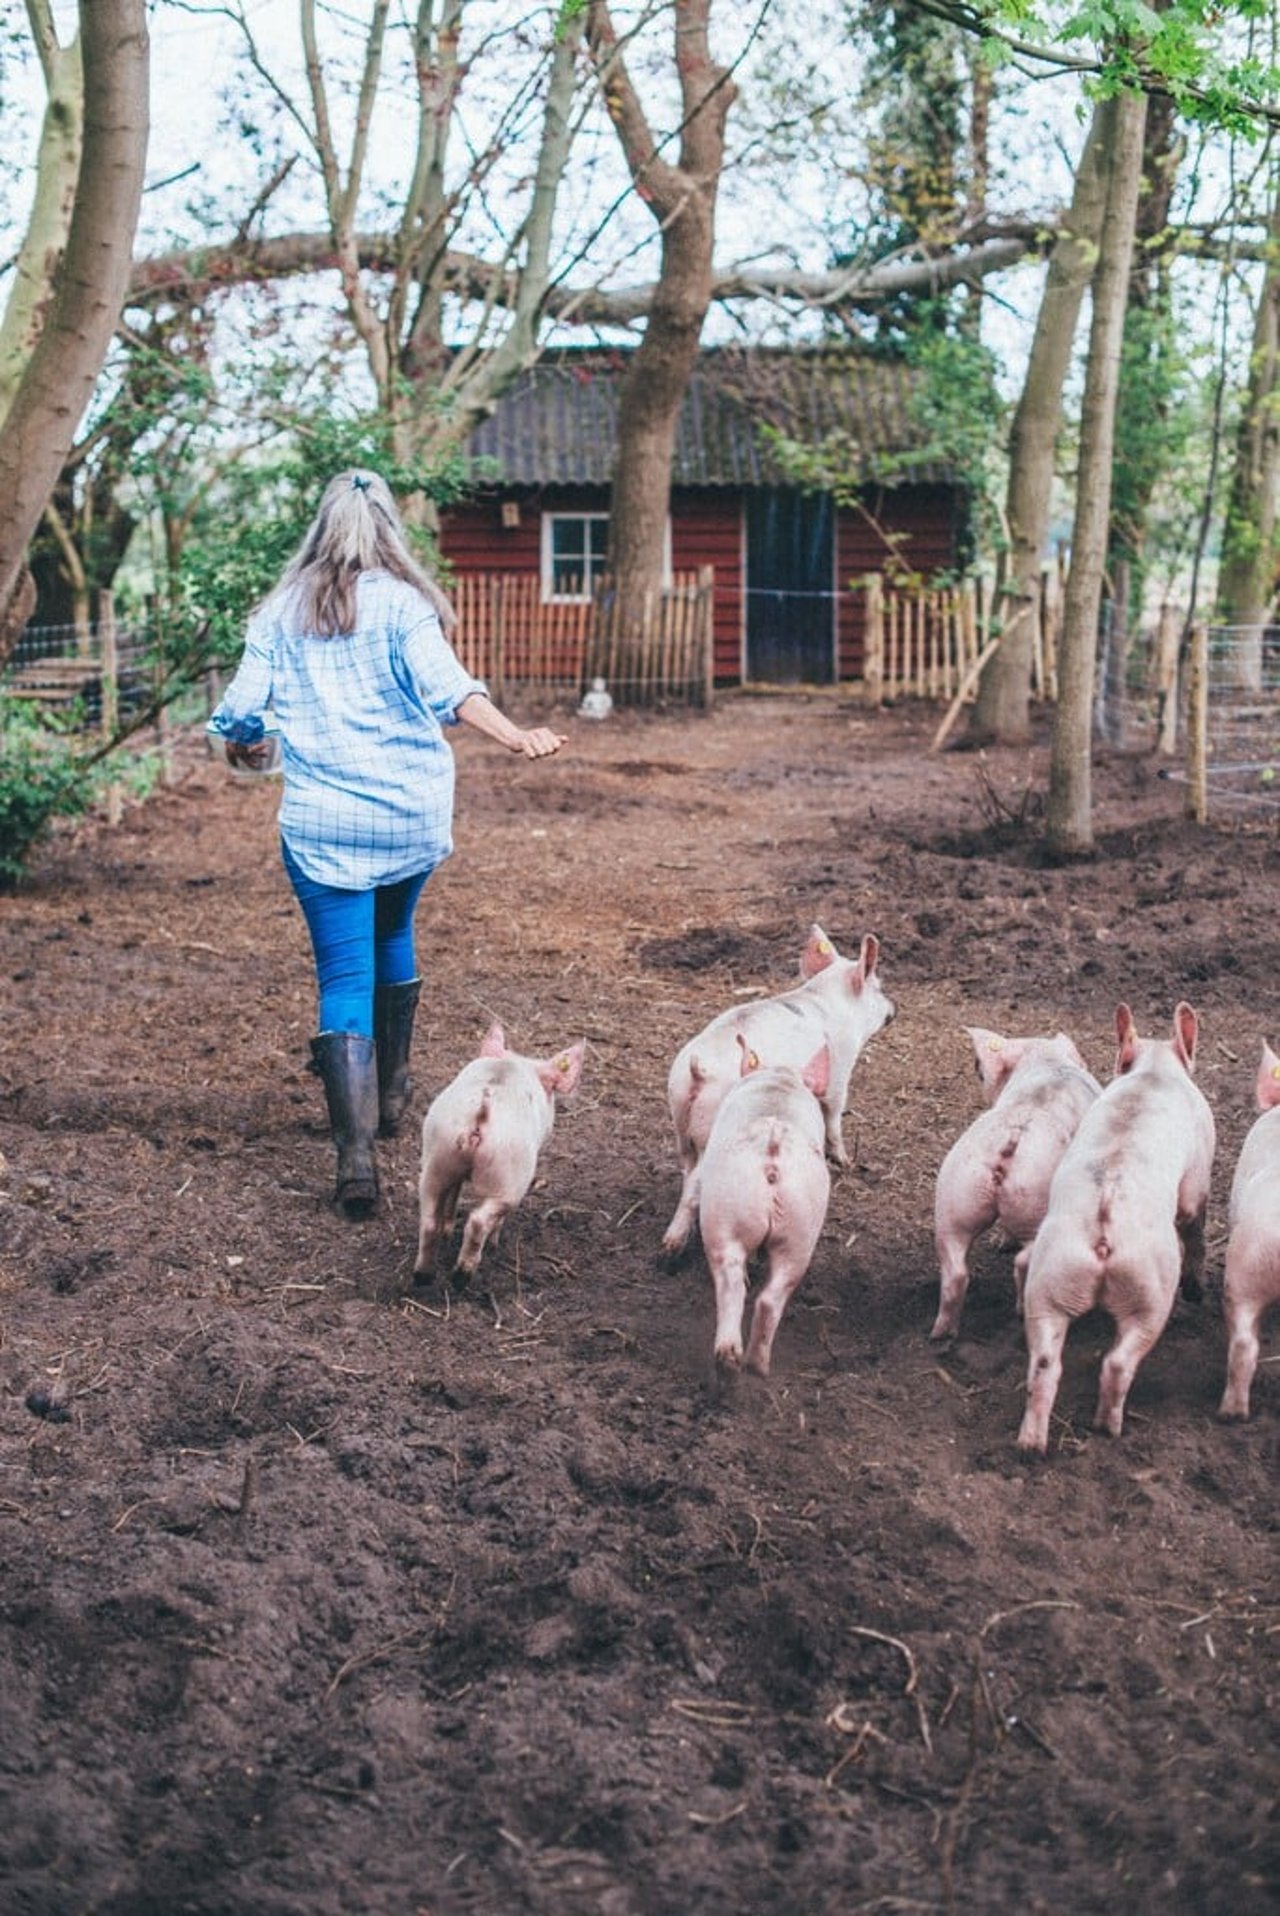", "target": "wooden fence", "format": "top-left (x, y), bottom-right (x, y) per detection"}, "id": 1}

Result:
top-left (451, 568), bottom-right (715, 706)
top-left (860, 570), bottom-right (1068, 708)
